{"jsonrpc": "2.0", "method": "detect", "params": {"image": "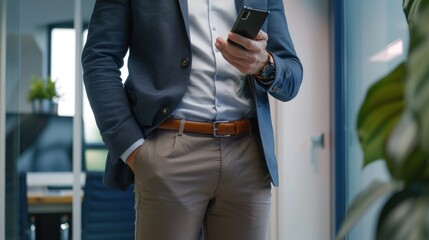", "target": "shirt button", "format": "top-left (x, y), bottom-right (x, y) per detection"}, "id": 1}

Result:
top-left (161, 107), bottom-right (170, 115)
top-left (212, 27), bottom-right (216, 31)
top-left (181, 58), bottom-right (190, 68)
